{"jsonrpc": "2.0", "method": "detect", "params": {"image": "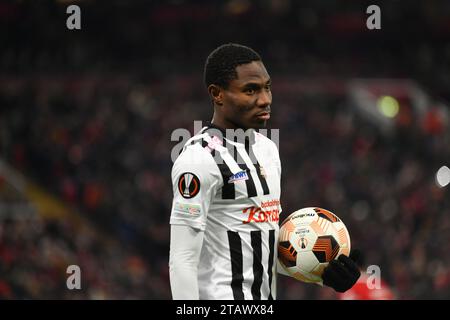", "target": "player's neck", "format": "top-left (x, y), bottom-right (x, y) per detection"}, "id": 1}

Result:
top-left (211, 118), bottom-right (236, 131)
top-left (210, 116), bottom-right (249, 131)
top-left (207, 121), bottom-right (227, 136)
